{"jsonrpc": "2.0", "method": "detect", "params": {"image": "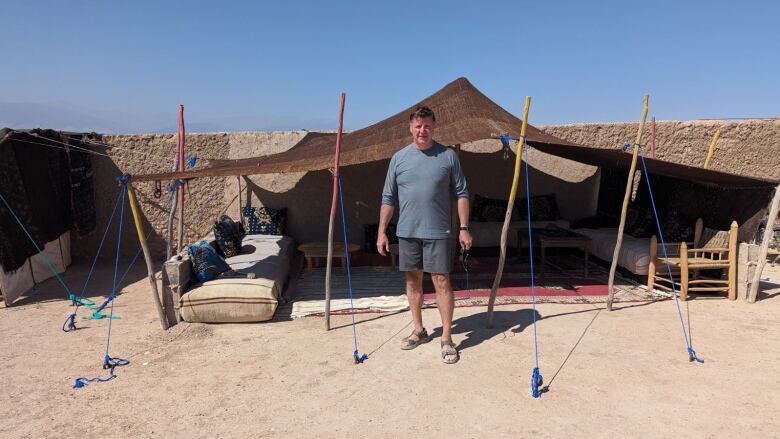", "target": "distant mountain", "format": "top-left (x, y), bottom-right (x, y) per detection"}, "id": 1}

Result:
top-left (0, 102), bottom-right (130, 133)
top-left (0, 101), bottom-right (338, 134)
